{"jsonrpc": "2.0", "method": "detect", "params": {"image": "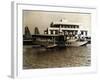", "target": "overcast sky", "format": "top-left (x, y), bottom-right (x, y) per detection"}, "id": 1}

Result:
top-left (23, 10), bottom-right (91, 36)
